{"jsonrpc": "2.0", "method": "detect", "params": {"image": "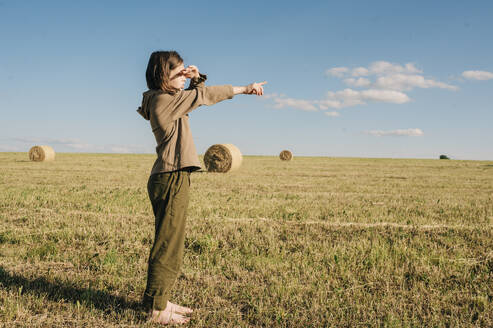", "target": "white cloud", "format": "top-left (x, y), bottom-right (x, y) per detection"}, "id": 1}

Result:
top-left (319, 88), bottom-right (410, 109)
top-left (326, 67), bottom-right (348, 78)
top-left (404, 63), bottom-right (422, 74)
top-left (265, 60), bottom-right (459, 116)
top-left (273, 97), bottom-right (318, 111)
top-left (374, 74), bottom-right (458, 91)
top-left (328, 61), bottom-right (423, 78)
top-left (12, 137), bottom-right (44, 143)
top-left (316, 99), bottom-right (345, 110)
top-left (369, 61), bottom-right (422, 75)
top-left (325, 60), bottom-right (455, 97)
top-left (343, 77), bottom-right (371, 87)
top-left (13, 137), bottom-right (93, 150)
top-left (0, 144), bottom-right (21, 152)
top-left (324, 111), bottom-right (340, 117)
top-left (360, 89), bottom-right (411, 103)
top-left (4, 137), bottom-right (153, 154)
top-left (260, 93), bottom-right (280, 99)
top-left (352, 67), bottom-right (369, 76)
top-left (462, 70), bottom-right (493, 80)
top-left (367, 128), bottom-right (424, 137)
top-left (320, 89), bottom-right (361, 109)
